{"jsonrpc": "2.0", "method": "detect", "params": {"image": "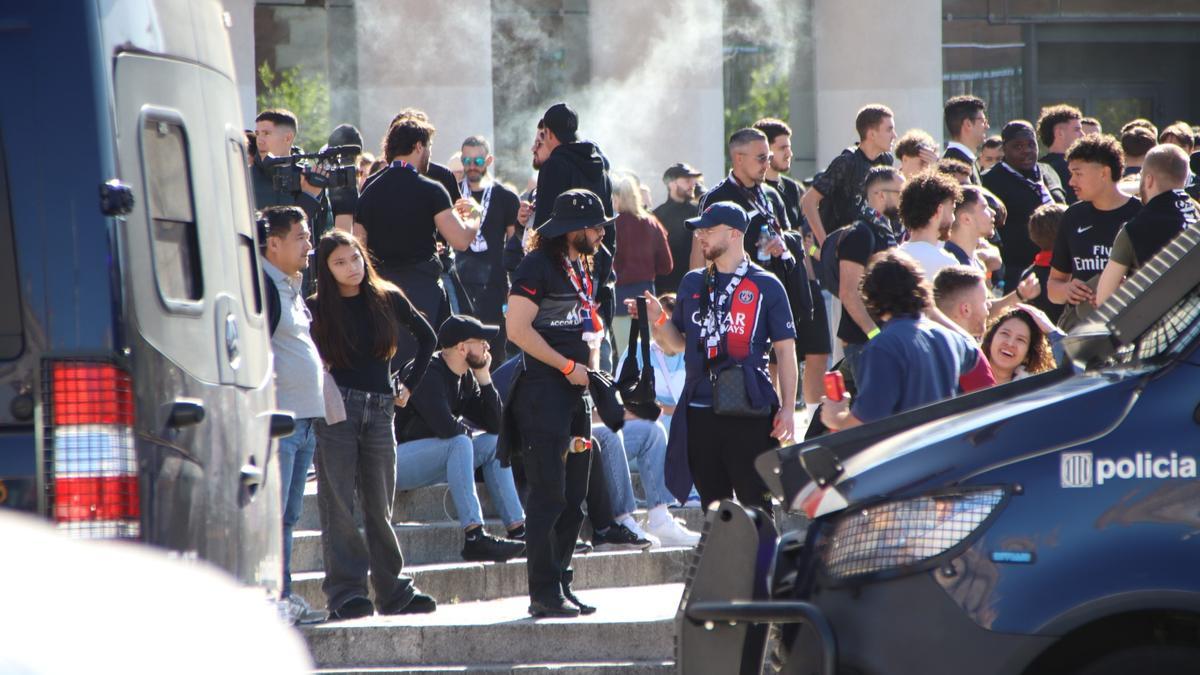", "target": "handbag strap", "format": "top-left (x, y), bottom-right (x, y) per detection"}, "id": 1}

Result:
top-left (625, 300), bottom-right (641, 364)
top-left (636, 297), bottom-right (652, 377)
